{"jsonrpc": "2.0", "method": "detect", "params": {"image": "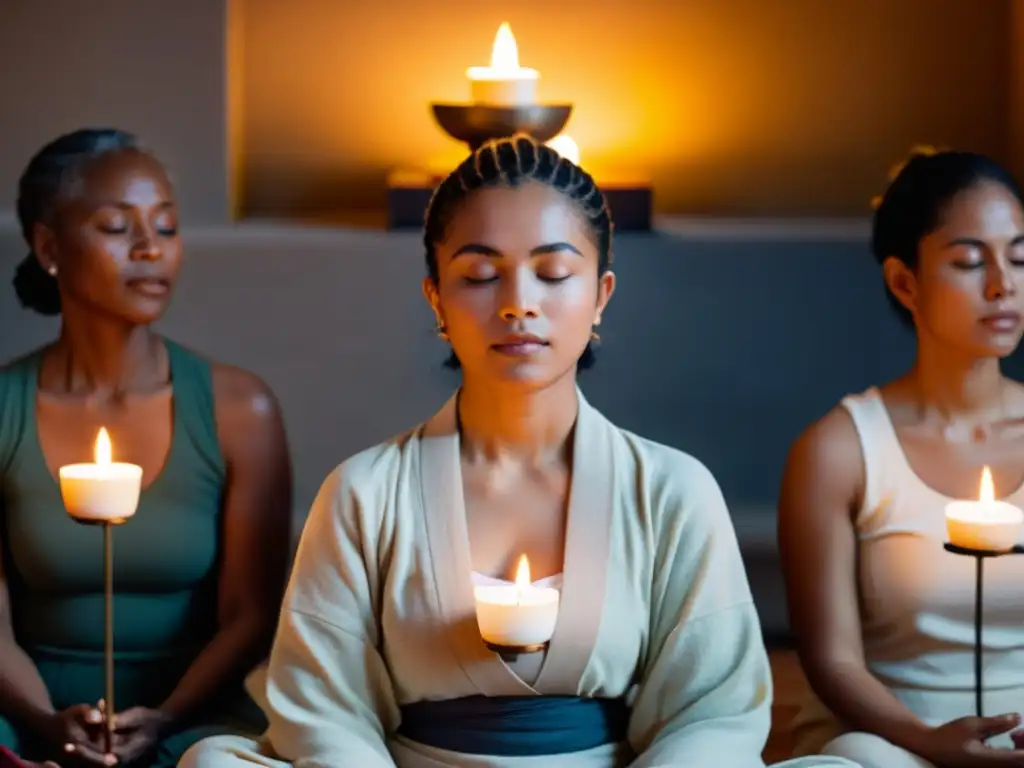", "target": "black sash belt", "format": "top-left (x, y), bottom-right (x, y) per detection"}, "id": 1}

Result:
top-left (398, 695), bottom-right (629, 756)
